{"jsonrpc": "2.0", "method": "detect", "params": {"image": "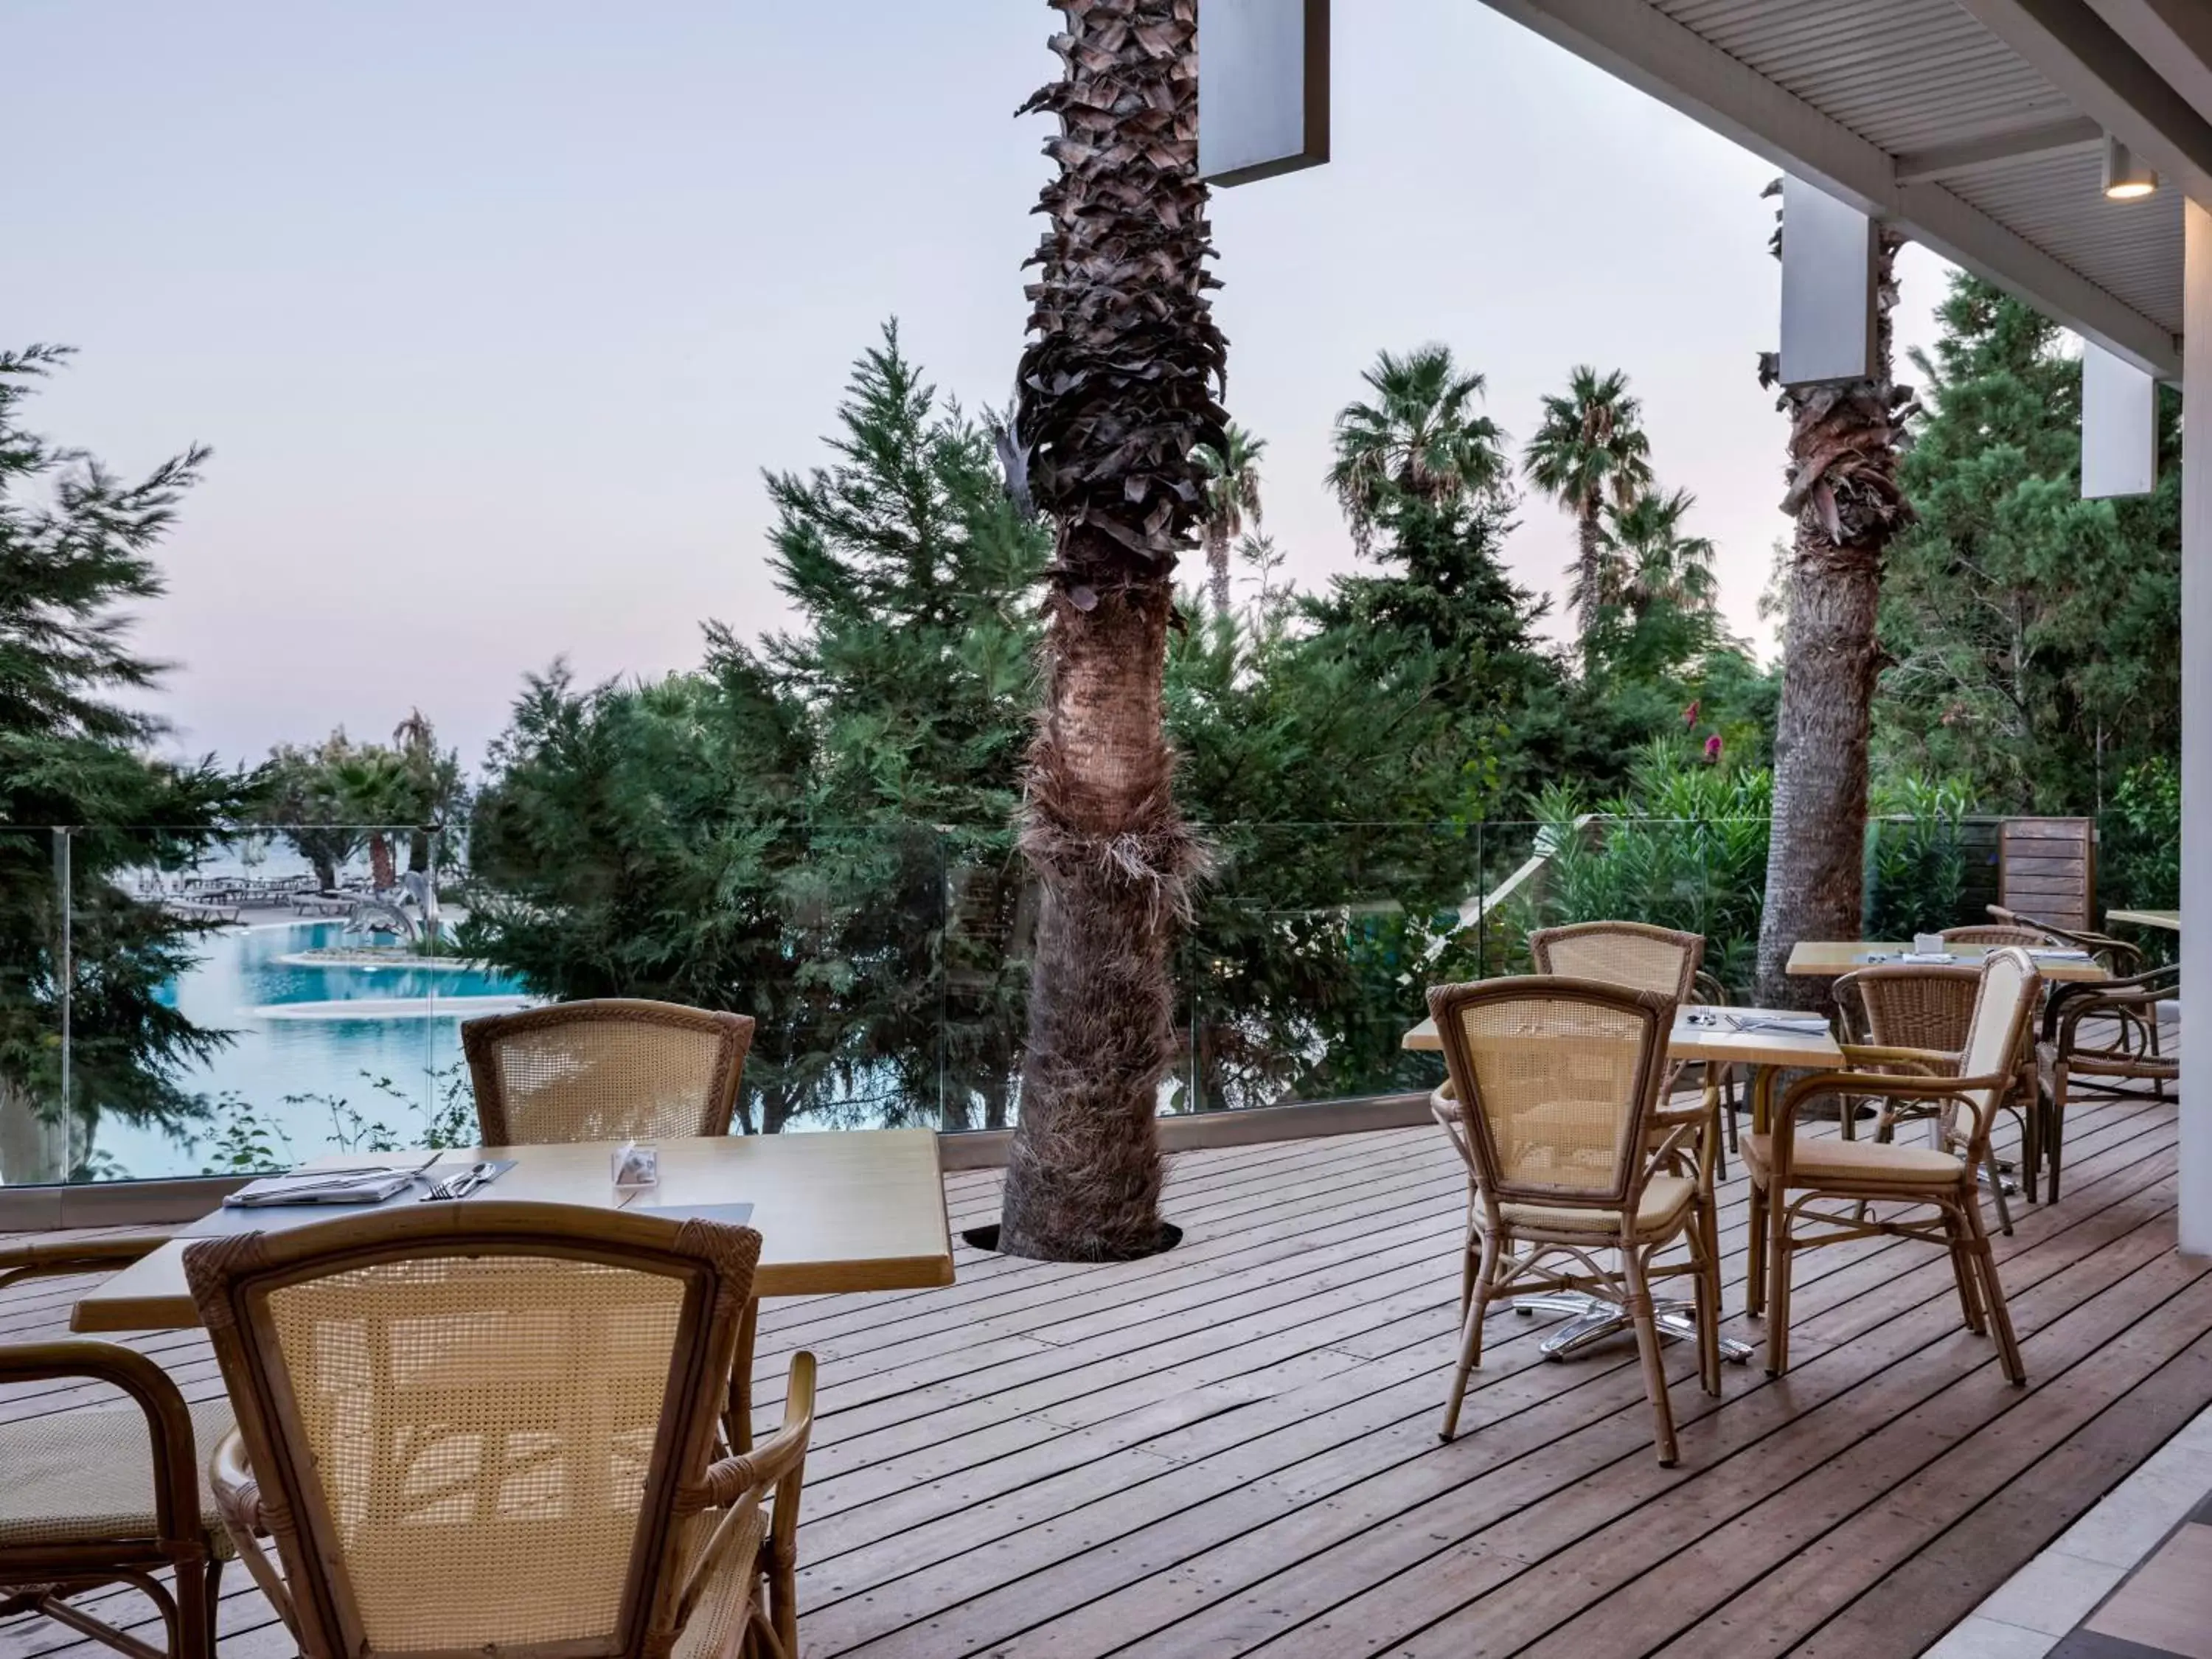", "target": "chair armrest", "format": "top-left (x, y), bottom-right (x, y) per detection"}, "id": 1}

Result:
top-left (0, 1234), bottom-right (170, 1293)
top-left (0, 1339), bottom-right (201, 1548)
top-left (208, 1424), bottom-right (302, 1637)
top-left (1773, 1068), bottom-right (2011, 1167)
top-left (1837, 1043), bottom-right (1959, 1074)
top-left (695, 1351), bottom-right (815, 1512)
